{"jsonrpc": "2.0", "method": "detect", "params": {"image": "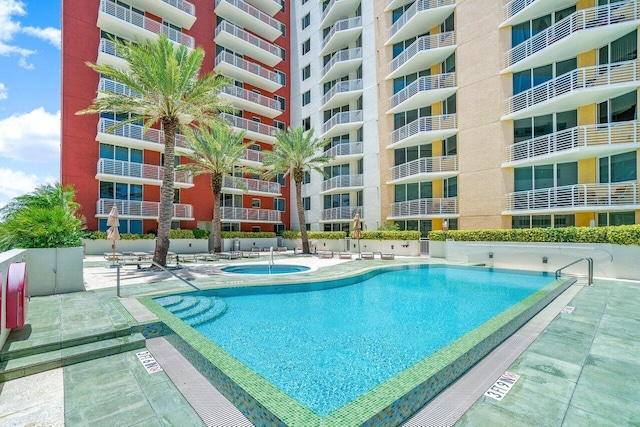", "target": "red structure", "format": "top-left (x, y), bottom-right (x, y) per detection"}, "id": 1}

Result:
top-left (61, 0), bottom-right (291, 235)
